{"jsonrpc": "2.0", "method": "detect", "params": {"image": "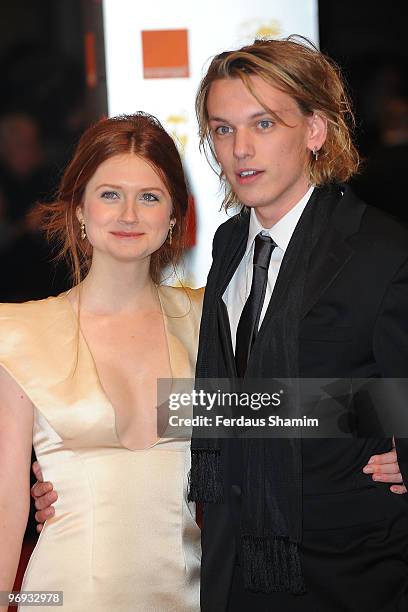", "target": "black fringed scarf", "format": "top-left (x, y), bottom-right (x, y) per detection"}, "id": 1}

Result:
top-left (189, 186), bottom-right (336, 594)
